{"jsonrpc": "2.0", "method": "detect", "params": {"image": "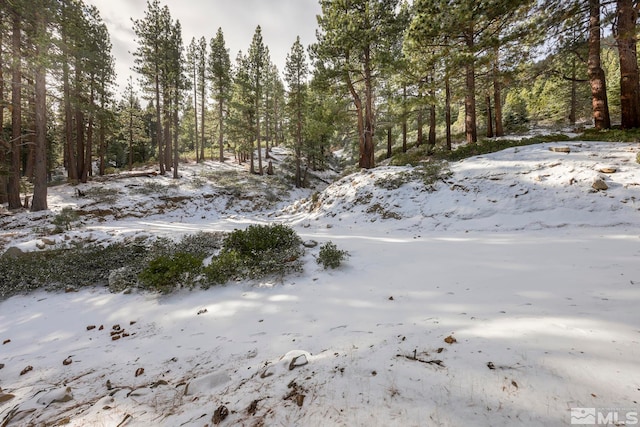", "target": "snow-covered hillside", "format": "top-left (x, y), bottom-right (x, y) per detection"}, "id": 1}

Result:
top-left (1, 141), bottom-right (639, 426)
